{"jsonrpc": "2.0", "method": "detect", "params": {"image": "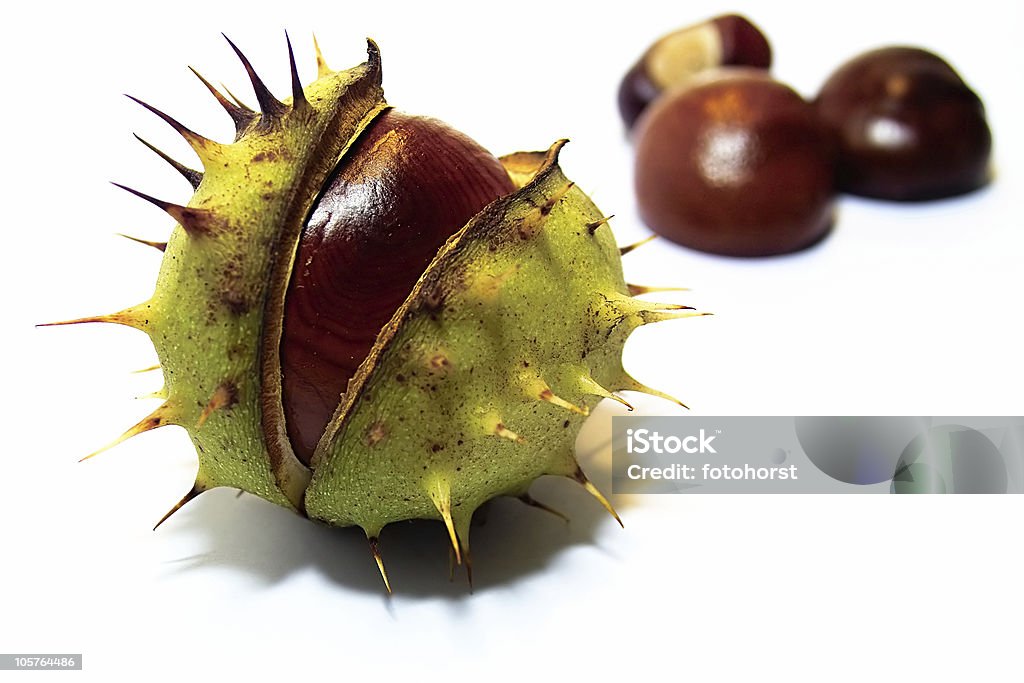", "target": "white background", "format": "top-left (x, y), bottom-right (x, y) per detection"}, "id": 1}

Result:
top-left (3, 0), bottom-right (1022, 680)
